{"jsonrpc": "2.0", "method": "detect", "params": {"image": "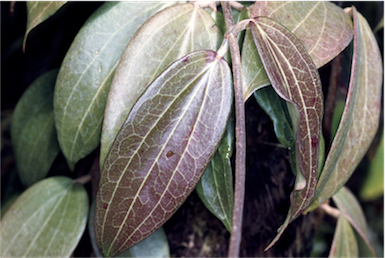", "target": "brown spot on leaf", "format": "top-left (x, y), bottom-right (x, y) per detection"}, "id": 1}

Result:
top-left (103, 203), bottom-right (108, 210)
top-left (166, 150), bottom-right (174, 158)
